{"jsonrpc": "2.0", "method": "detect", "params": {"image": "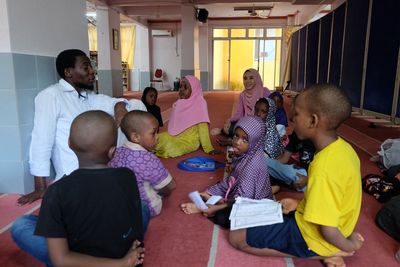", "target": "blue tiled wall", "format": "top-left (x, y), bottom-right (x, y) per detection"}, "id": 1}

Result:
top-left (97, 69), bottom-right (114, 97)
top-left (97, 69), bottom-right (124, 97)
top-left (140, 71), bottom-right (150, 90)
top-left (180, 69), bottom-right (195, 78)
top-left (0, 53), bottom-right (57, 193)
top-left (200, 71), bottom-right (209, 91)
